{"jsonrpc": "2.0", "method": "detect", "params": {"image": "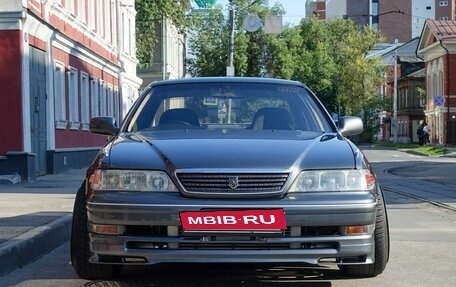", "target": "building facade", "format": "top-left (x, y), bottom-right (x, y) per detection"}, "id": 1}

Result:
top-left (308, 0), bottom-right (455, 44)
top-left (375, 38), bottom-right (425, 143)
top-left (417, 19), bottom-right (456, 145)
top-left (0, 0), bottom-right (142, 180)
top-left (137, 18), bottom-right (186, 90)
